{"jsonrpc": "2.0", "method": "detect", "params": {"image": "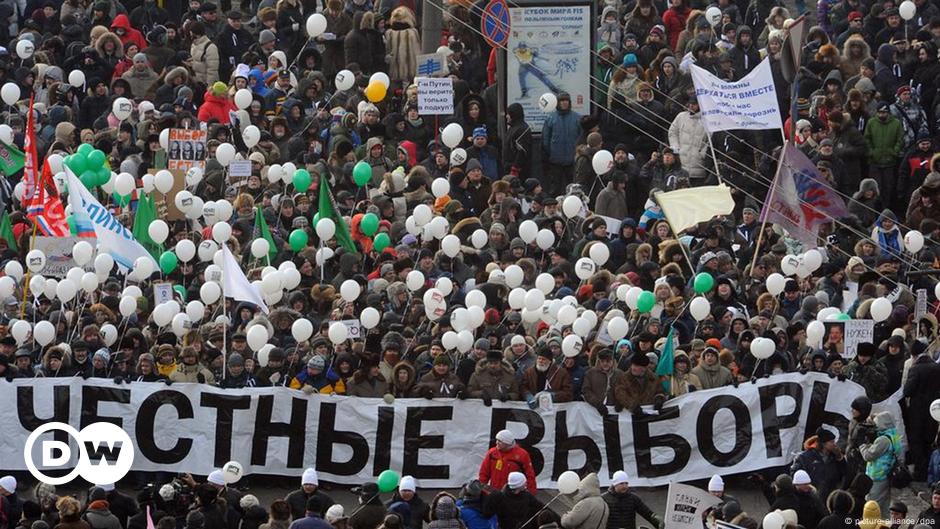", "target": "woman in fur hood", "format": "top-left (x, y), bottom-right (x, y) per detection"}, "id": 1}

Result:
top-left (386, 7), bottom-right (420, 85)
